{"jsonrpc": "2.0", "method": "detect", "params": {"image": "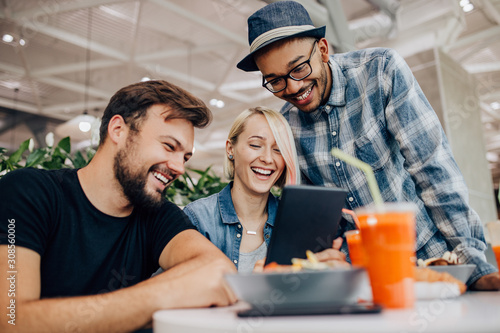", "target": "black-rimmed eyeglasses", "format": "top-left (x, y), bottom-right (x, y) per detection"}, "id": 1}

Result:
top-left (262, 41), bottom-right (318, 93)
